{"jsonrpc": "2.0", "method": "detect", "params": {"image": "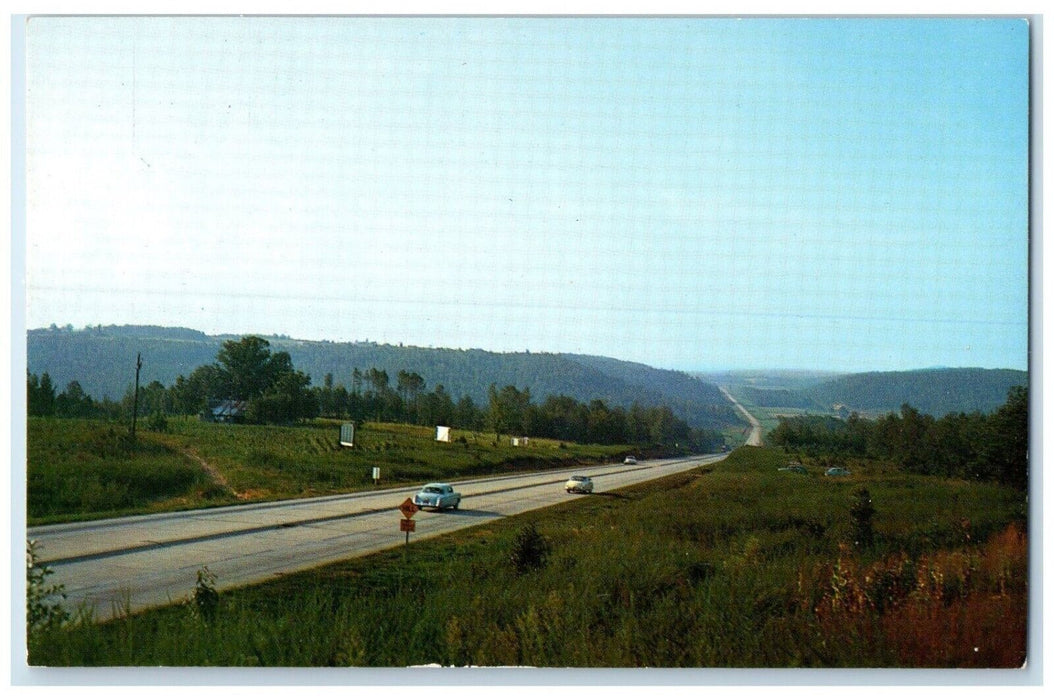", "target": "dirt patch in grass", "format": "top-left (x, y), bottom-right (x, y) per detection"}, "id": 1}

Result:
top-left (181, 448), bottom-right (238, 498)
